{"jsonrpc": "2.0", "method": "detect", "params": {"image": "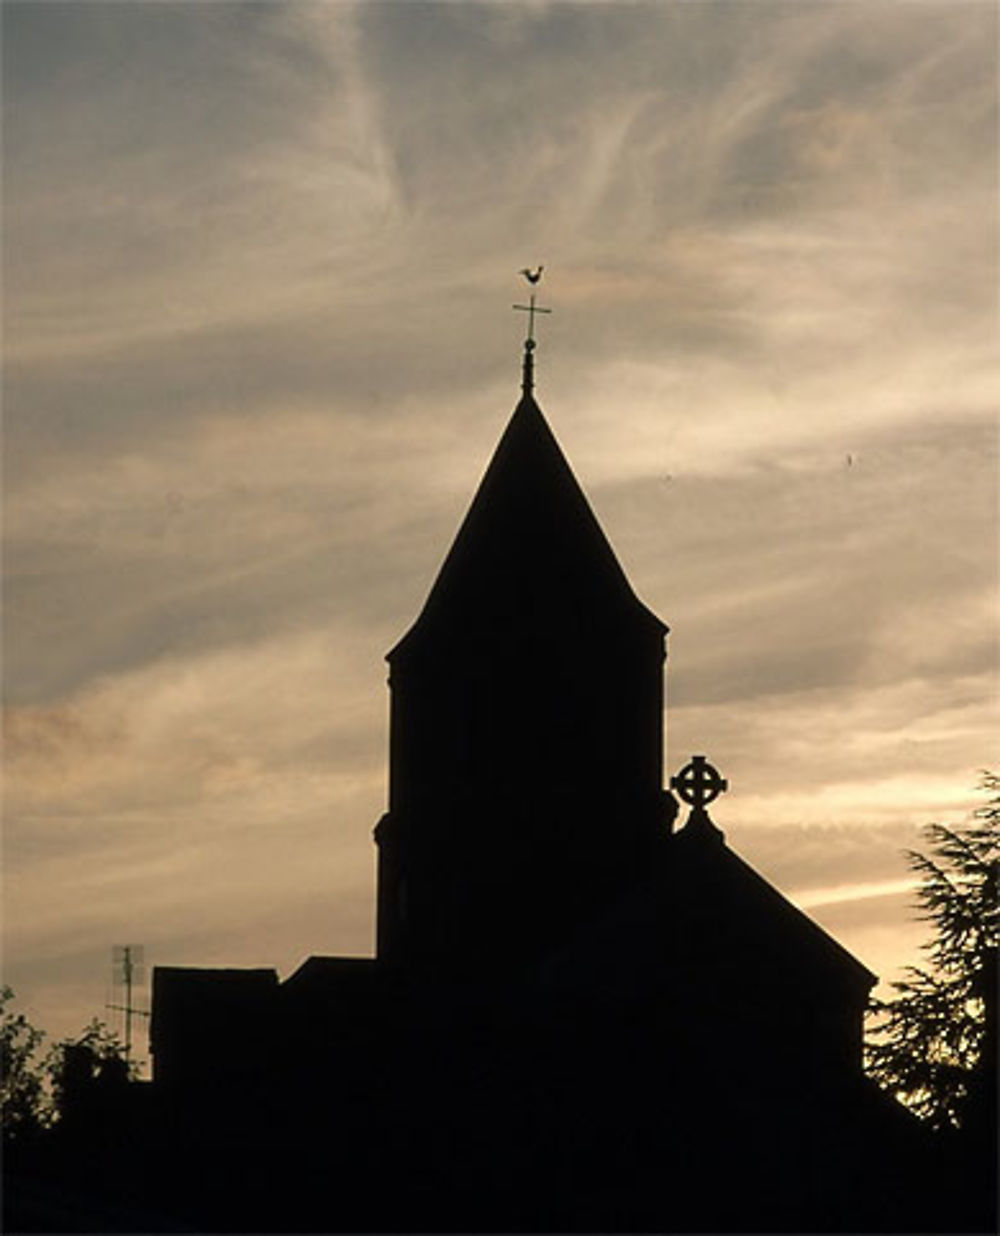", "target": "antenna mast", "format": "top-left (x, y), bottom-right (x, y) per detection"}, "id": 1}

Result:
top-left (108, 944), bottom-right (149, 1065)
